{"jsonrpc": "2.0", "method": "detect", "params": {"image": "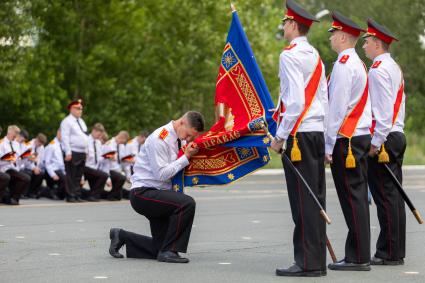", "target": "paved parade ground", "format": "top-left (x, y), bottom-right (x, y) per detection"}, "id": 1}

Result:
top-left (1, 167), bottom-right (425, 283)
